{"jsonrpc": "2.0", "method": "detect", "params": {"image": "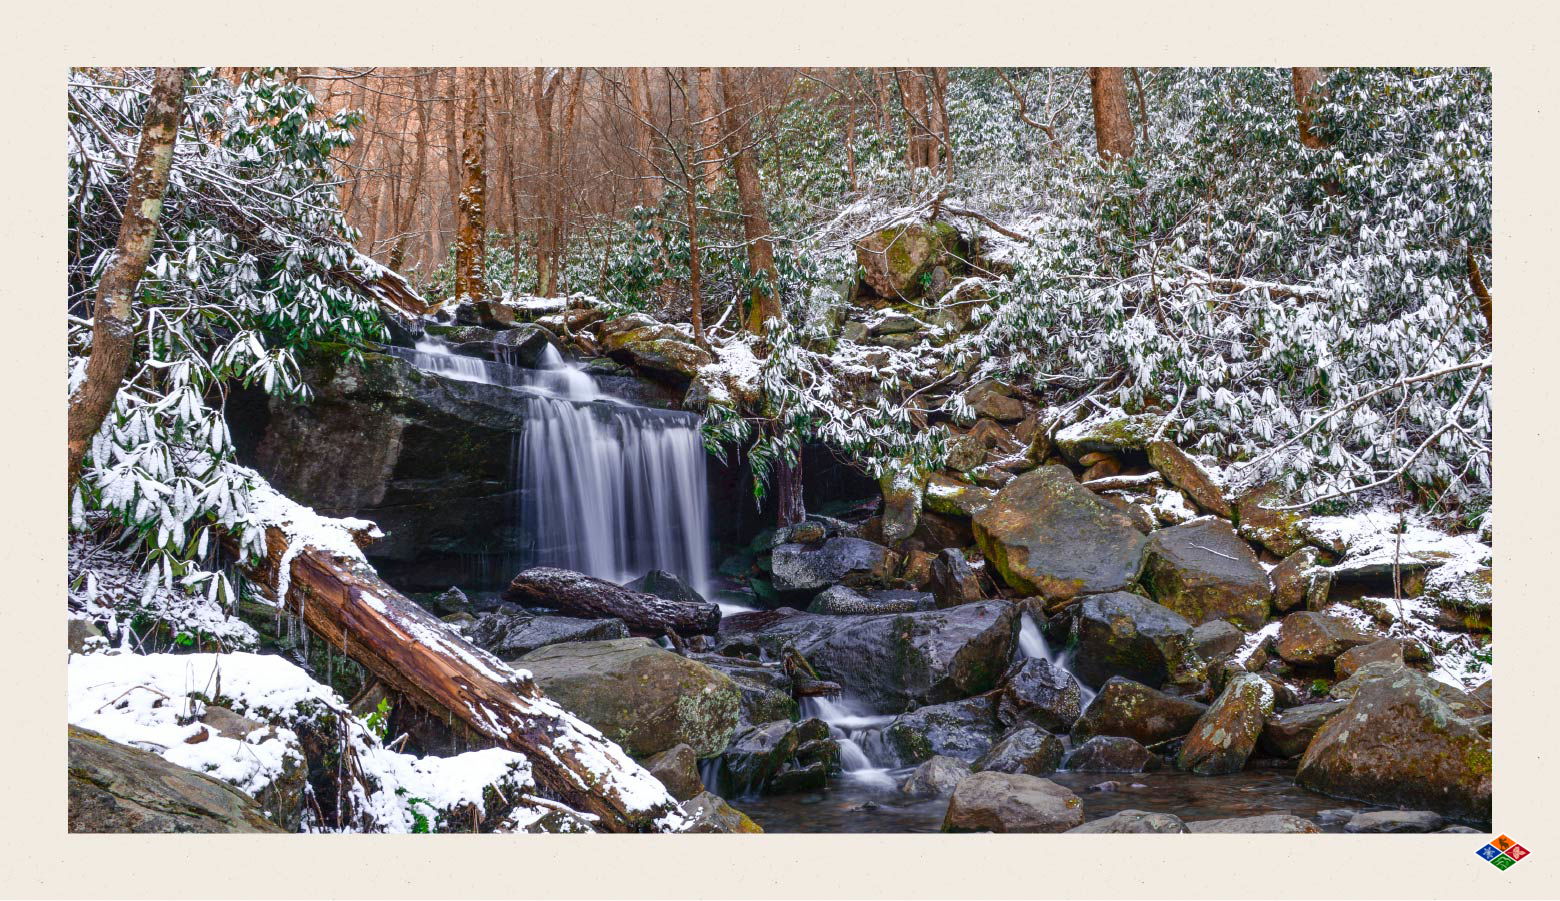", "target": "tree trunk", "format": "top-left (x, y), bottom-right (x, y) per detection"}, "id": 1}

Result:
top-left (774, 452), bottom-right (805, 527)
top-left (454, 68), bottom-right (487, 302)
top-left (1088, 67), bottom-right (1135, 161)
top-left (682, 74), bottom-right (708, 349)
top-left (440, 69), bottom-right (464, 265)
top-left (929, 67), bottom-right (951, 176)
top-left (694, 67), bottom-right (725, 193)
top-left (894, 68), bottom-right (936, 170)
top-left (67, 67), bottom-right (188, 491)
top-left (719, 67), bottom-right (780, 337)
top-left (627, 67), bottom-right (661, 207)
top-left (388, 74), bottom-right (431, 273)
top-left (1291, 67), bottom-right (1329, 150)
top-left (506, 567), bottom-right (721, 635)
